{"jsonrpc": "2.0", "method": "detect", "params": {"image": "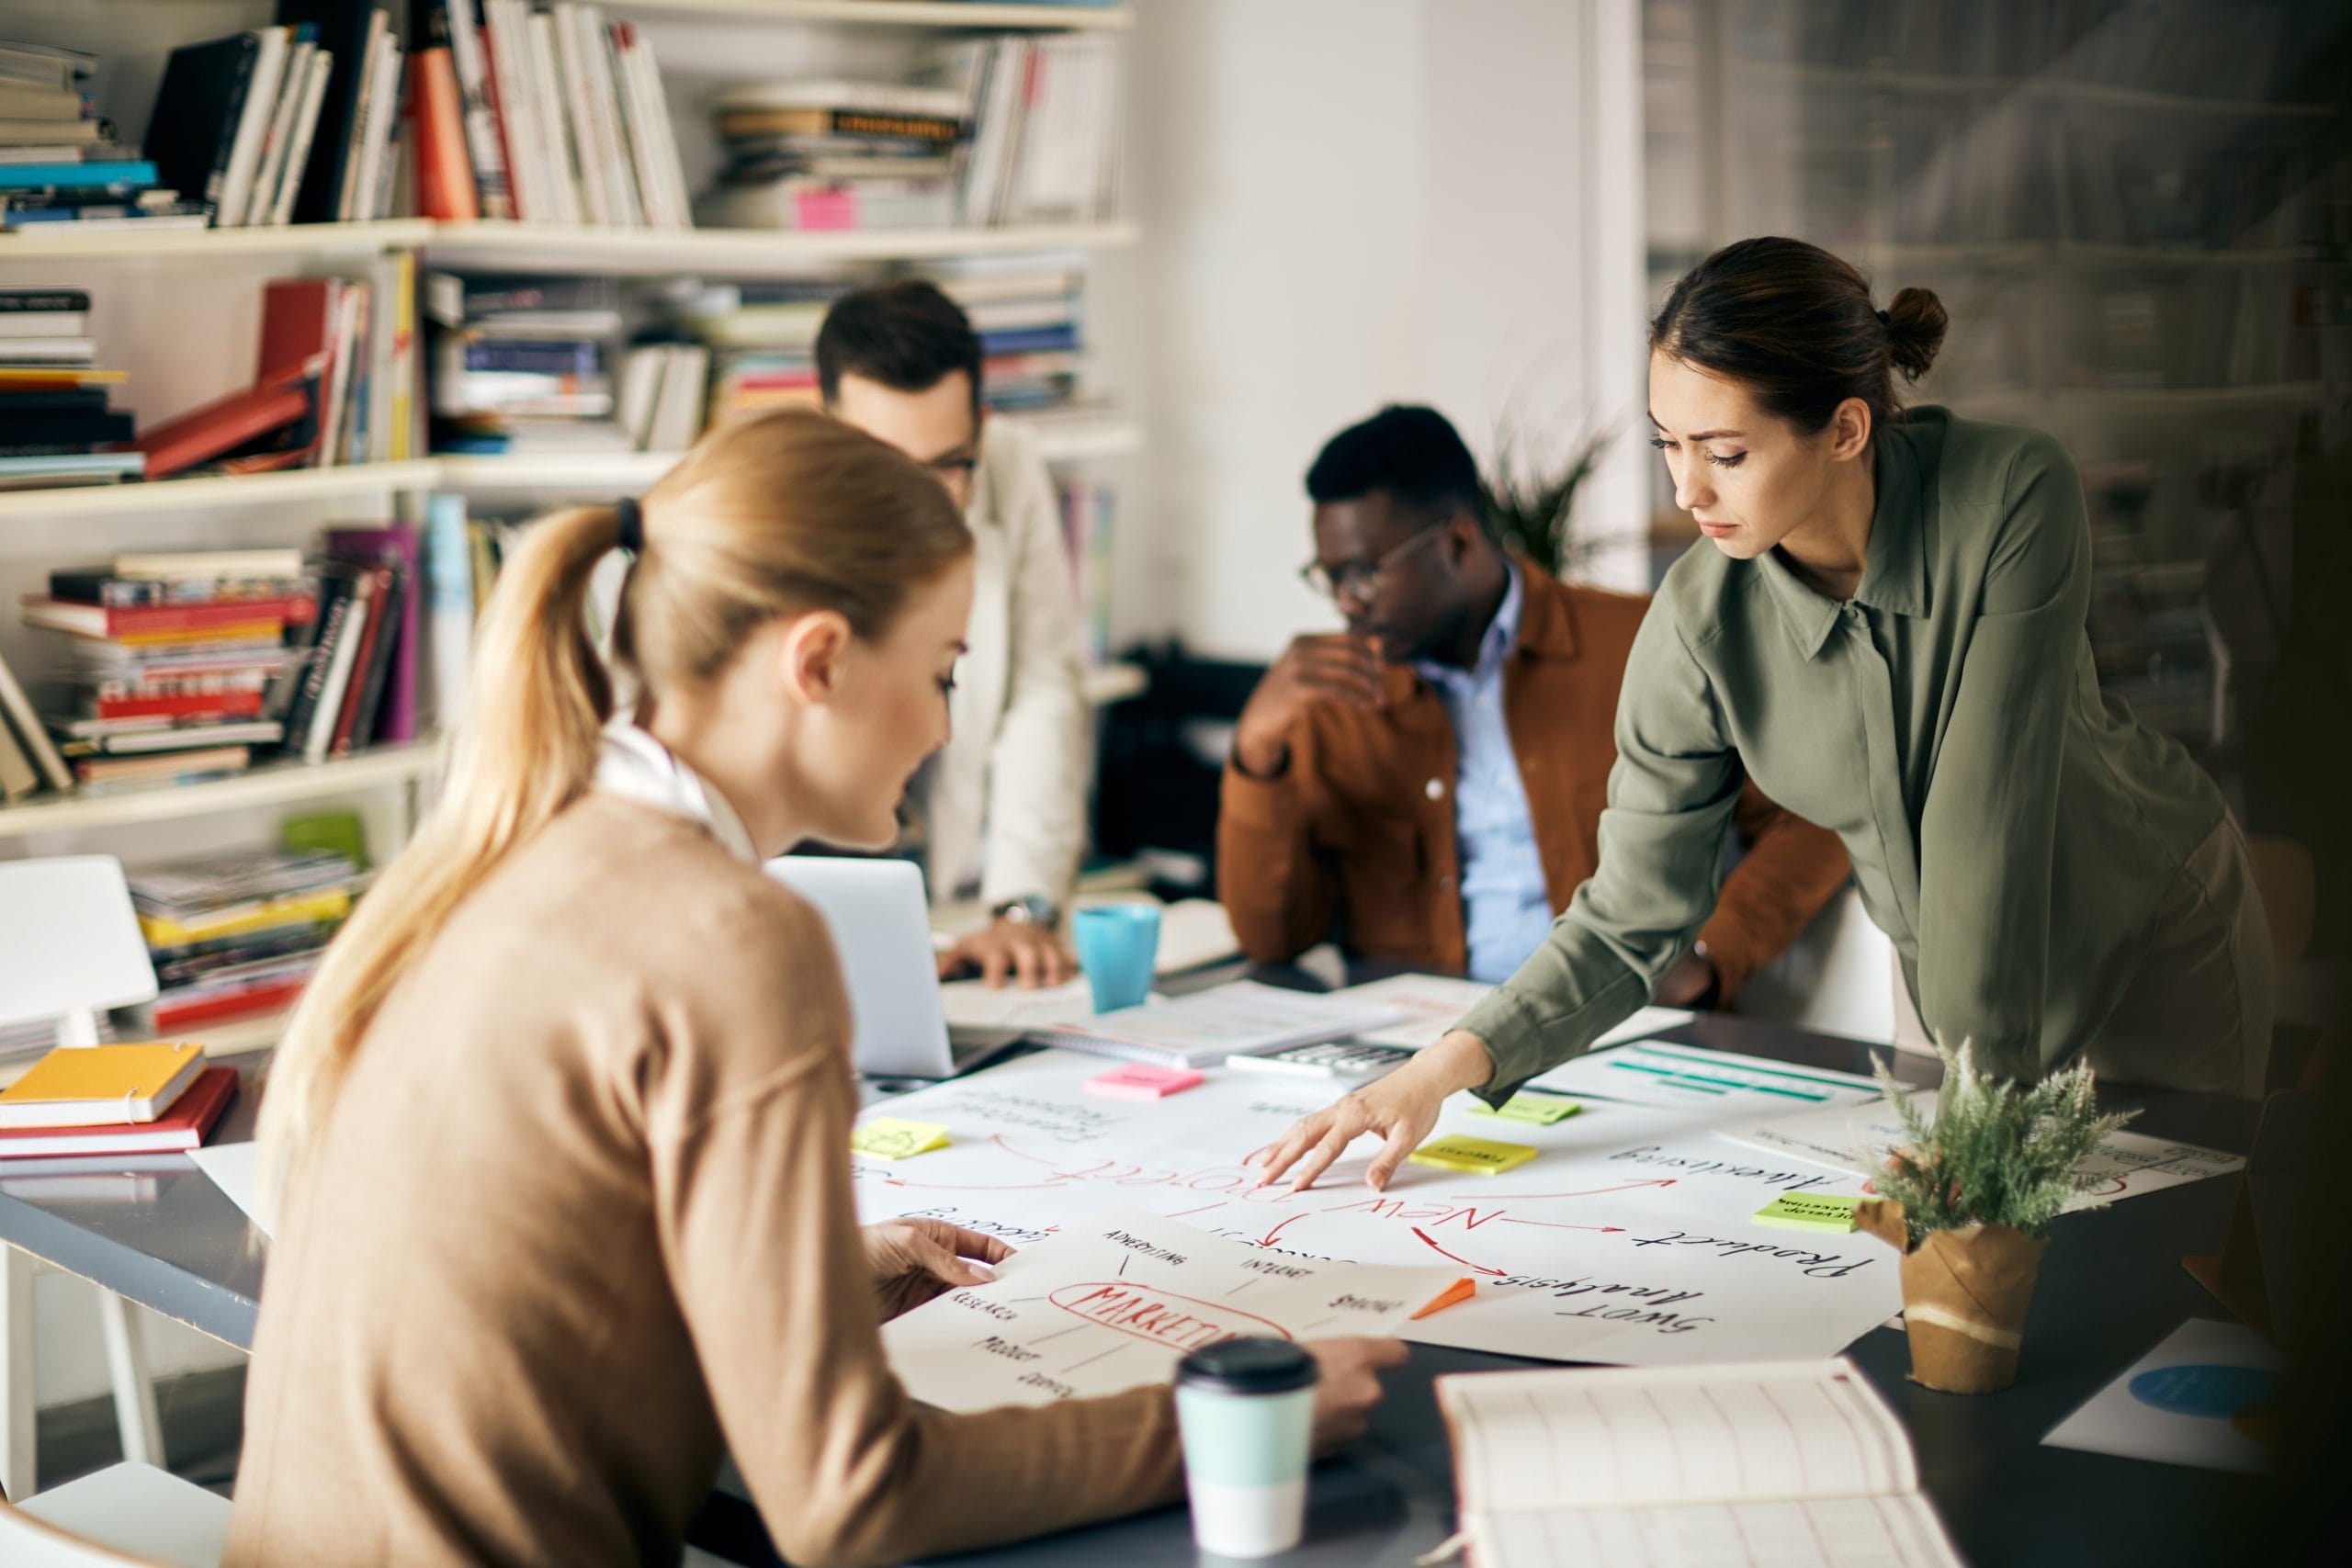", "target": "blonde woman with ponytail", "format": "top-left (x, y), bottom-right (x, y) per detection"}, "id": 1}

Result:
top-left (227, 411), bottom-right (1402, 1568)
